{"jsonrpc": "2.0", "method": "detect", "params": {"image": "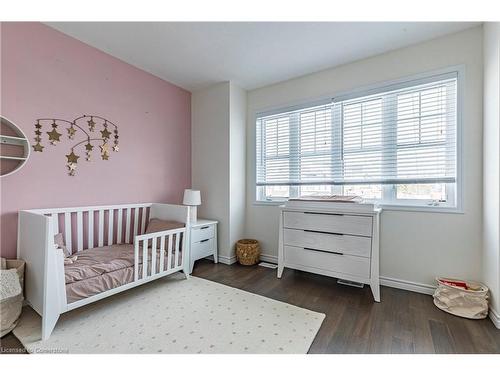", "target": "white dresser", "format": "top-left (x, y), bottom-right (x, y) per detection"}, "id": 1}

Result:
top-left (277, 201), bottom-right (381, 302)
top-left (189, 219), bottom-right (218, 273)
